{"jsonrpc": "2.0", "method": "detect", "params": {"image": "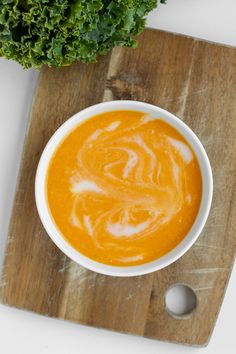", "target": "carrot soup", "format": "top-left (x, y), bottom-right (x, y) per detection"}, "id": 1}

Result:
top-left (46, 110), bottom-right (202, 266)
